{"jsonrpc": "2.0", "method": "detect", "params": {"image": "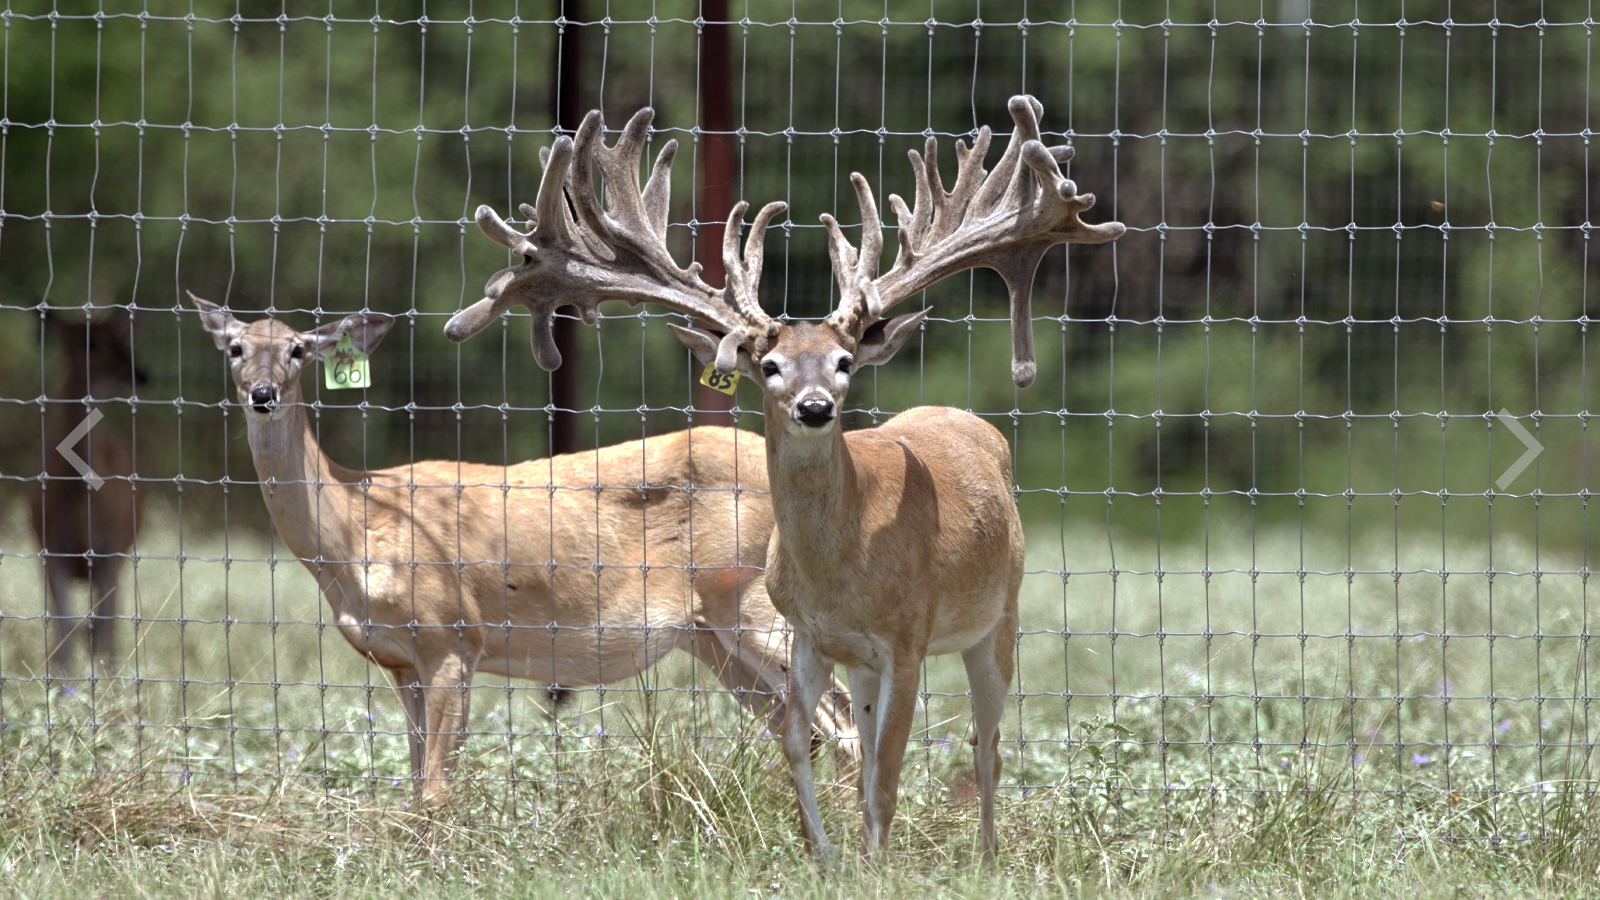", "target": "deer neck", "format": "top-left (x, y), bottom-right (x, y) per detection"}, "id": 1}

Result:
top-left (244, 395), bottom-right (364, 566)
top-left (44, 357), bottom-right (122, 478)
top-left (763, 397), bottom-right (859, 573)
top-left (47, 356), bottom-right (106, 427)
